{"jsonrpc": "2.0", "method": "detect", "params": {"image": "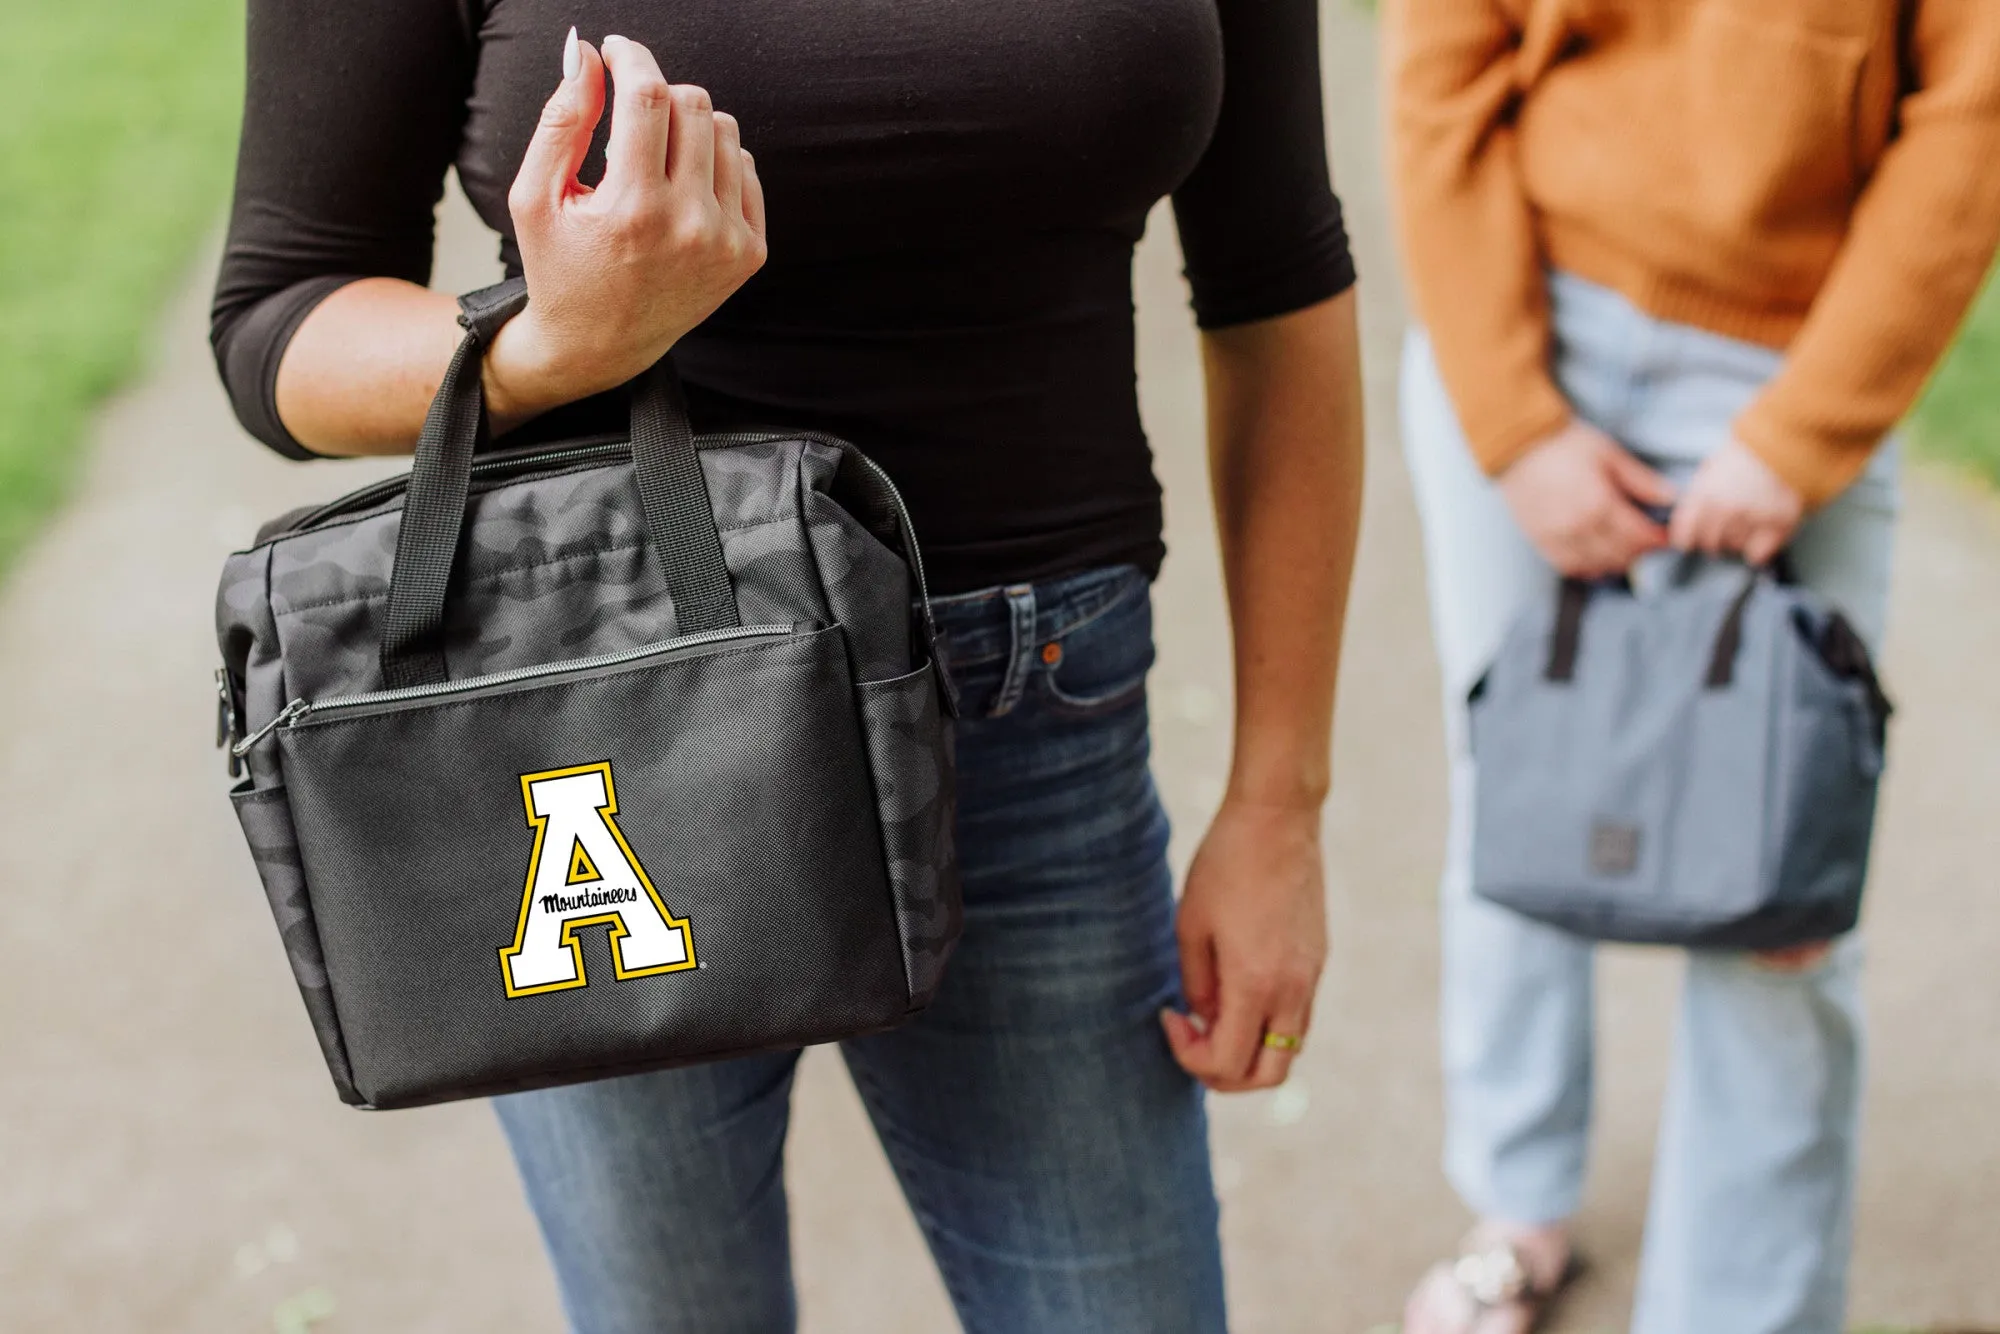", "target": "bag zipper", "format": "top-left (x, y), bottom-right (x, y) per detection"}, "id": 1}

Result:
top-left (284, 434), bottom-right (630, 532)
top-left (273, 430), bottom-right (932, 617)
top-left (215, 667), bottom-right (244, 778)
top-left (229, 623), bottom-right (794, 759)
